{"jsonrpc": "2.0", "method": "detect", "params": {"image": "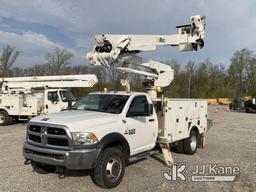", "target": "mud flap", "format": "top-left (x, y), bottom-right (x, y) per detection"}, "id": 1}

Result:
top-left (198, 133), bottom-right (206, 148)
